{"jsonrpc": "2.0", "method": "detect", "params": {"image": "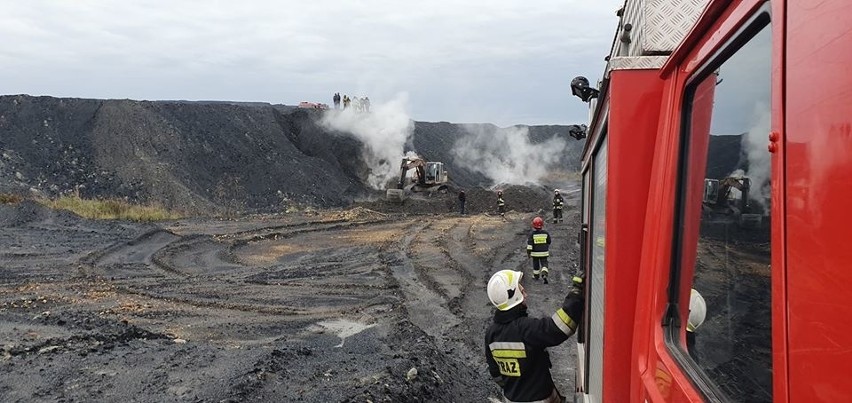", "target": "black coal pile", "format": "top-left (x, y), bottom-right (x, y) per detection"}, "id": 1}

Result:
top-left (0, 94), bottom-right (583, 215)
